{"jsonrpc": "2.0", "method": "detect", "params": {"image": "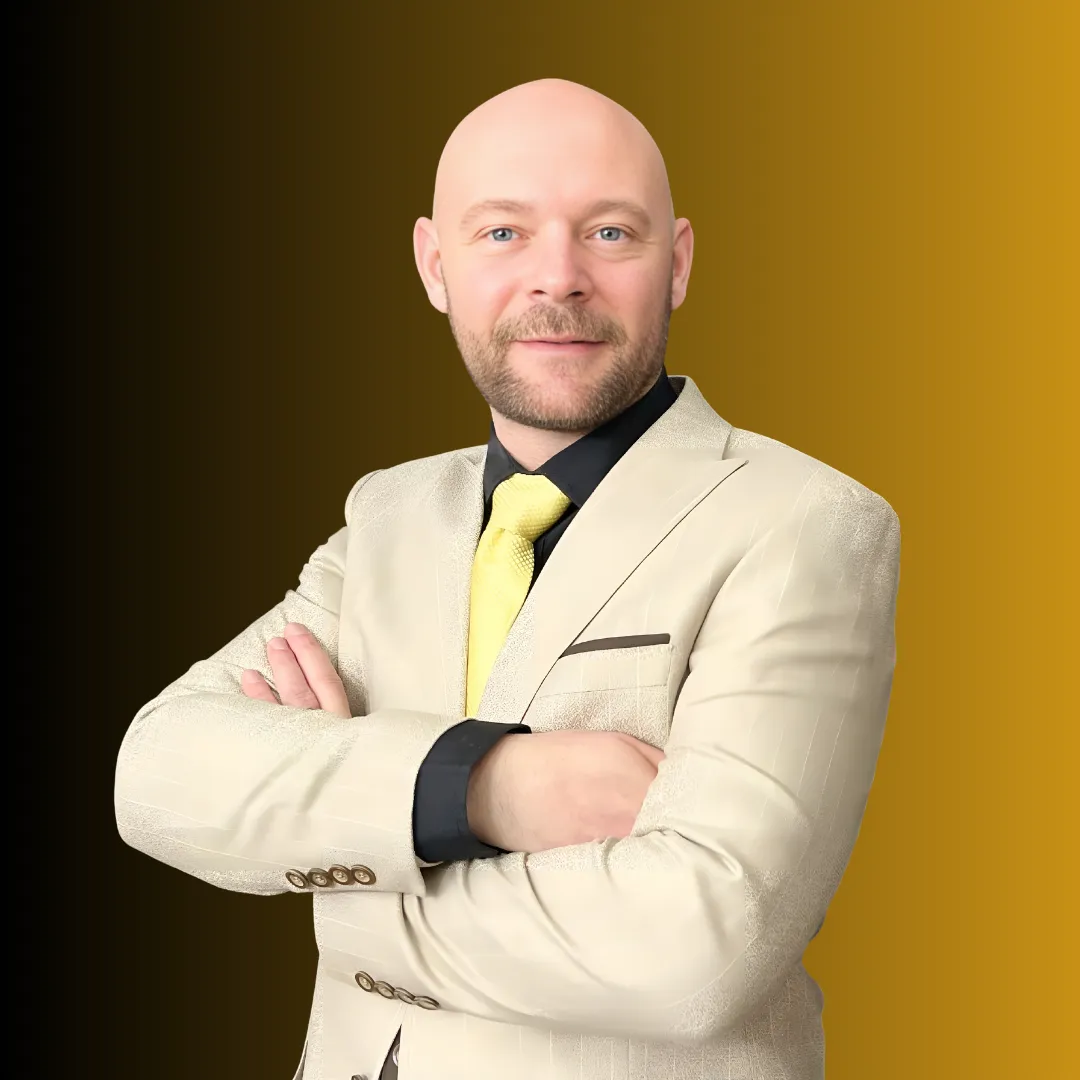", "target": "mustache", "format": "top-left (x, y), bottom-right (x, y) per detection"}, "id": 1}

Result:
top-left (490, 307), bottom-right (628, 348)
